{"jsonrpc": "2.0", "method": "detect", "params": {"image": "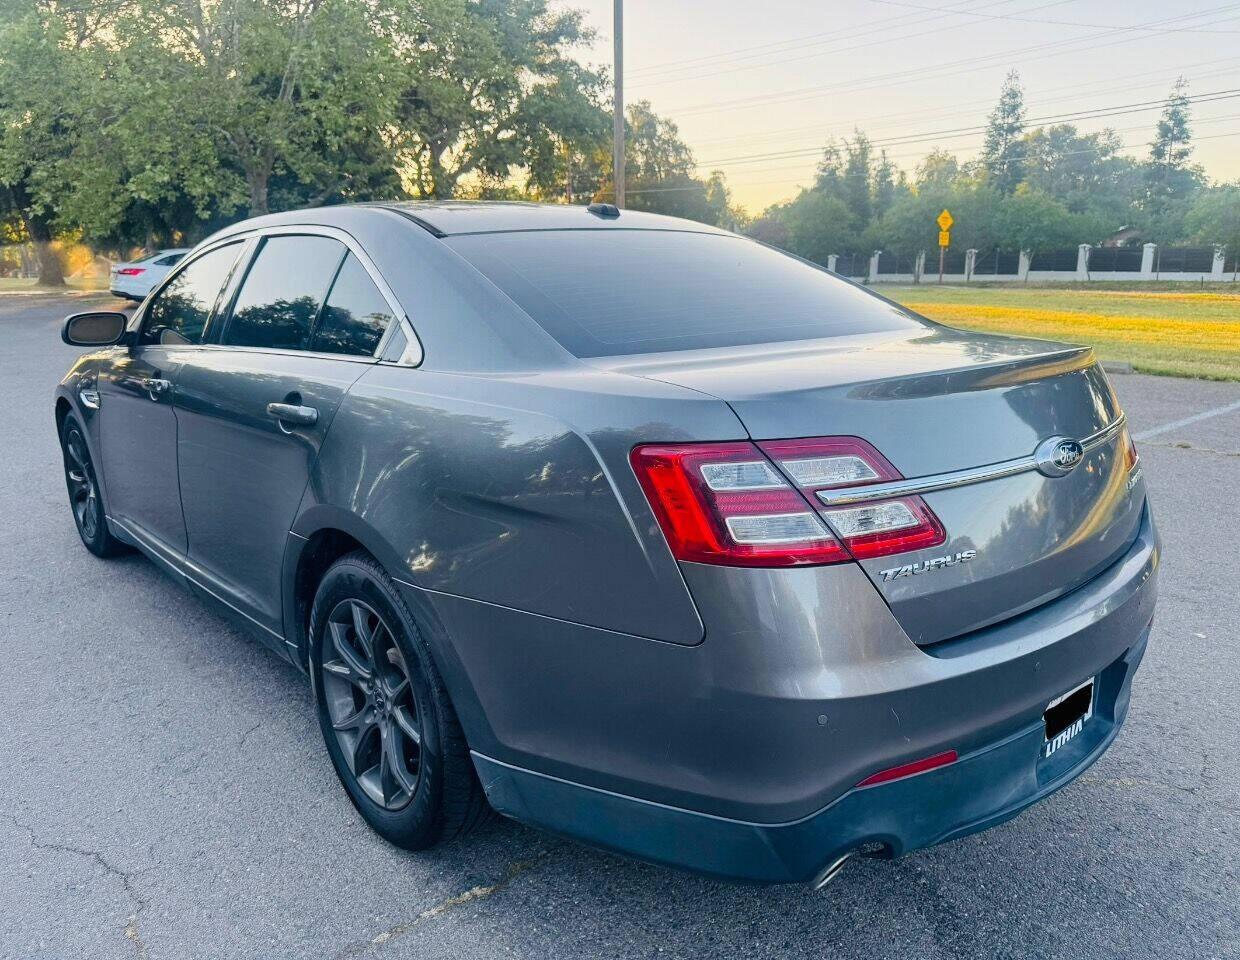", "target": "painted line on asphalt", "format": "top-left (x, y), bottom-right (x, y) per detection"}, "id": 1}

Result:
top-left (1132, 399), bottom-right (1240, 442)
